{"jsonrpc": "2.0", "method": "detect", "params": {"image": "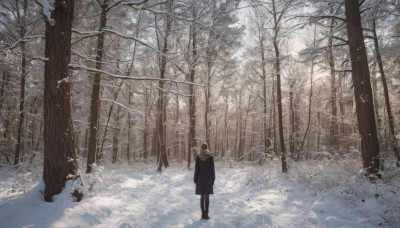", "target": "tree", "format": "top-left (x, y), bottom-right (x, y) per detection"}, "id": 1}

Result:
top-left (156, 0), bottom-right (172, 172)
top-left (250, 5), bottom-right (271, 156)
top-left (186, 1), bottom-right (198, 169)
top-left (327, 5), bottom-right (339, 151)
top-left (86, 0), bottom-right (109, 174)
top-left (268, 0), bottom-right (300, 173)
top-left (344, 0), bottom-right (380, 176)
top-left (365, 5), bottom-right (400, 166)
top-left (14, 0), bottom-right (28, 165)
top-left (43, 0), bottom-right (77, 201)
